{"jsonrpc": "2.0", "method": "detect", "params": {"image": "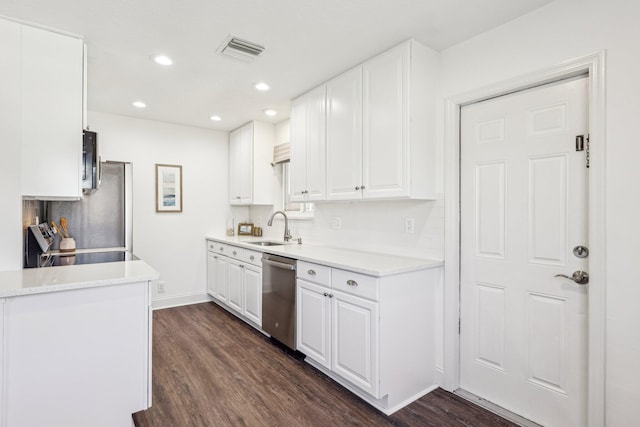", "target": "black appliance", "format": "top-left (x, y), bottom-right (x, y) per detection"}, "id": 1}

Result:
top-left (82, 130), bottom-right (100, 193)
